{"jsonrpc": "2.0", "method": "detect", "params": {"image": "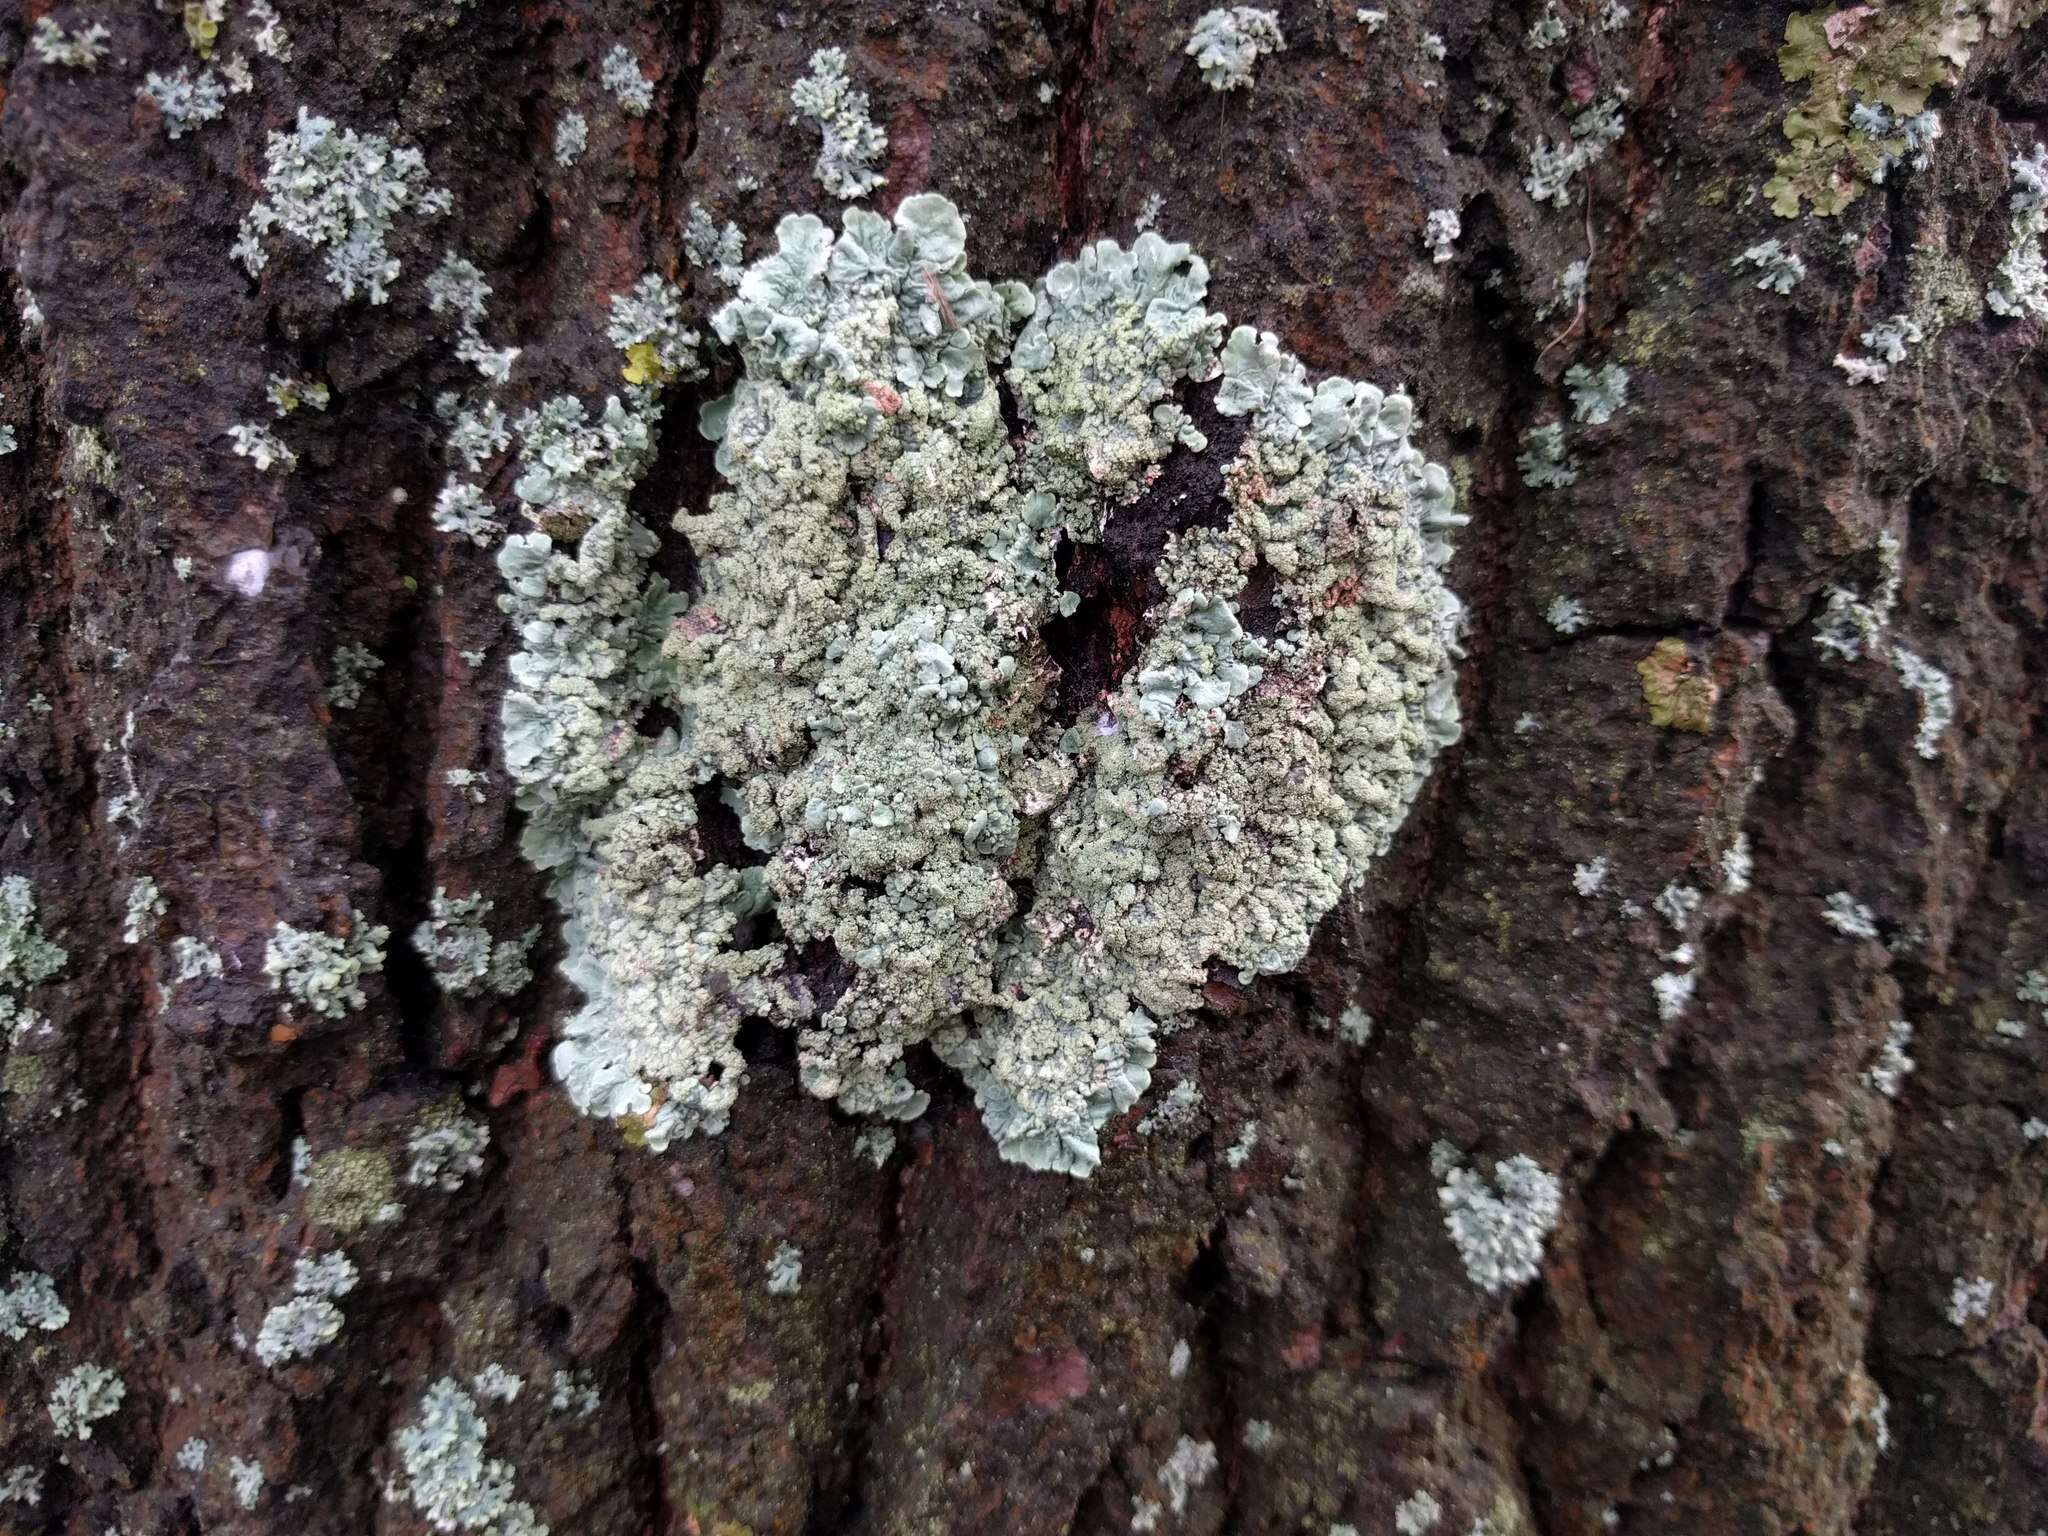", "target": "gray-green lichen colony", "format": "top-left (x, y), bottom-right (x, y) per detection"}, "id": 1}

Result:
top-left (499, 194), bottom-right (1464, 1175)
